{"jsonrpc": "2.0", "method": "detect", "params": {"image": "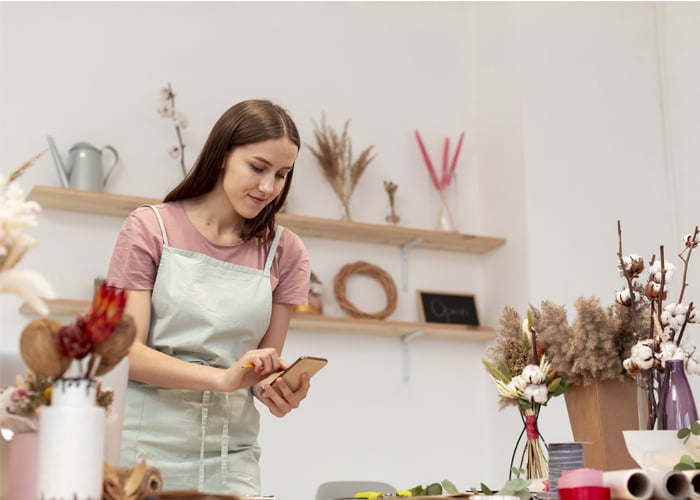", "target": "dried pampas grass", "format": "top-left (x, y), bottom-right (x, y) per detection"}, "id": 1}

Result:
top-left (306, 114), bottom-right (376, 221)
